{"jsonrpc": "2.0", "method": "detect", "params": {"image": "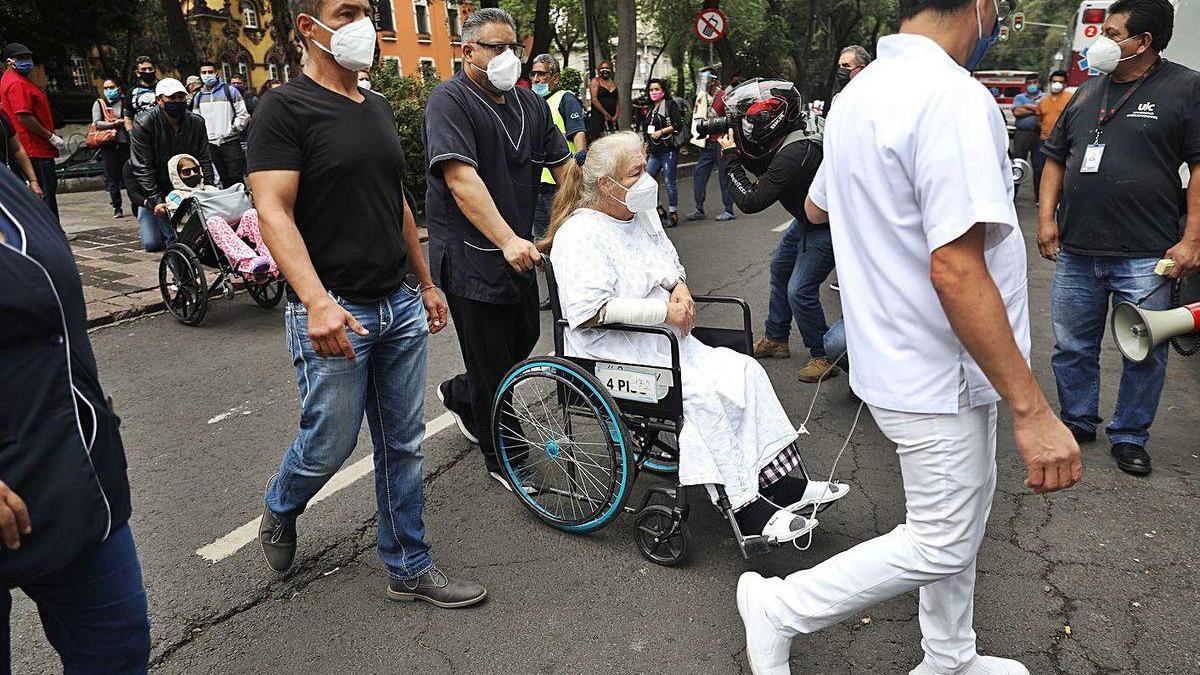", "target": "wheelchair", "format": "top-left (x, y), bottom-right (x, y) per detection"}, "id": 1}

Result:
top-left (491, 261), bottom-right (821, 566)
top-left (157, 185), bottom-right (284, 326)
